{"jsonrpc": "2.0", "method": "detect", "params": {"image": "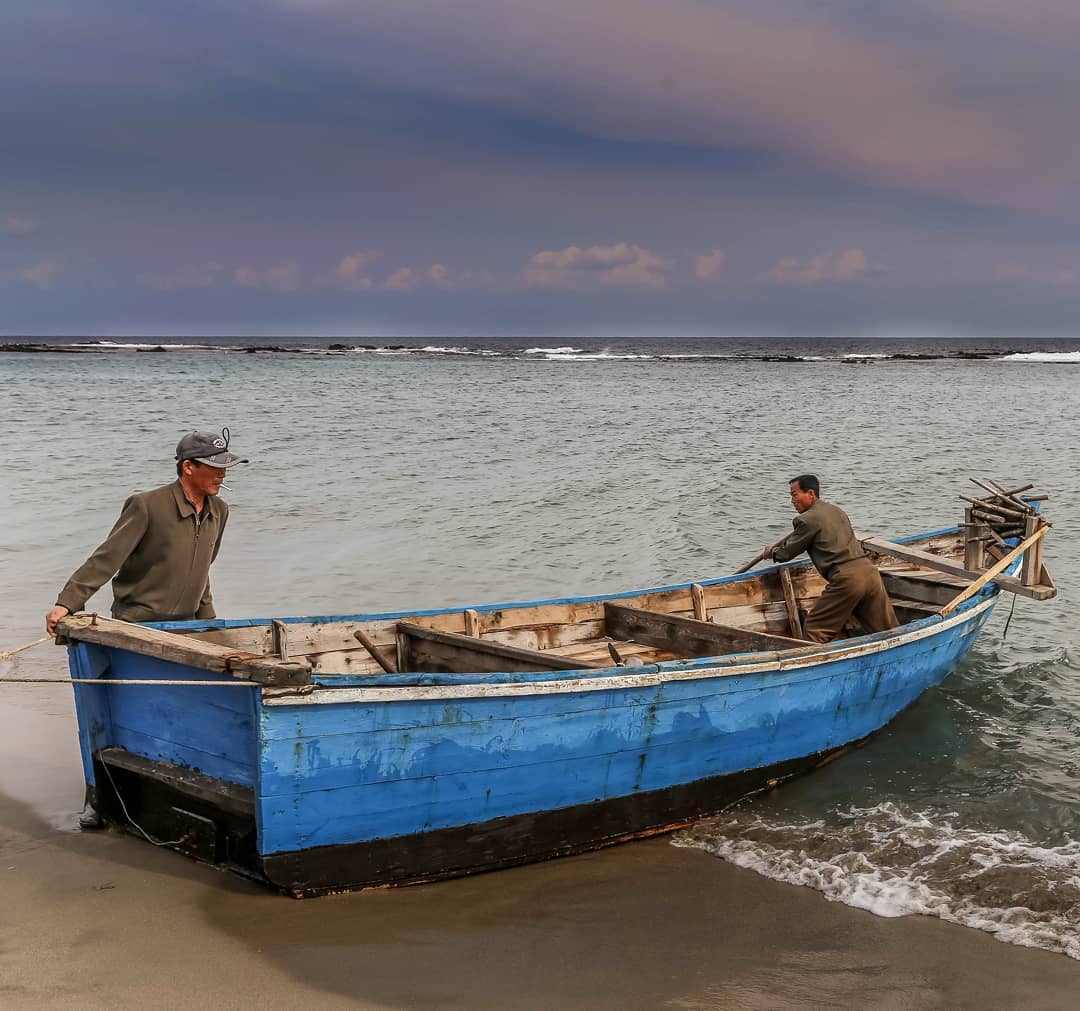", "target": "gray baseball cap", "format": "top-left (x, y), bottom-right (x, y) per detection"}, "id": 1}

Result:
top-left (175, 428), bottom-right (248, 469)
